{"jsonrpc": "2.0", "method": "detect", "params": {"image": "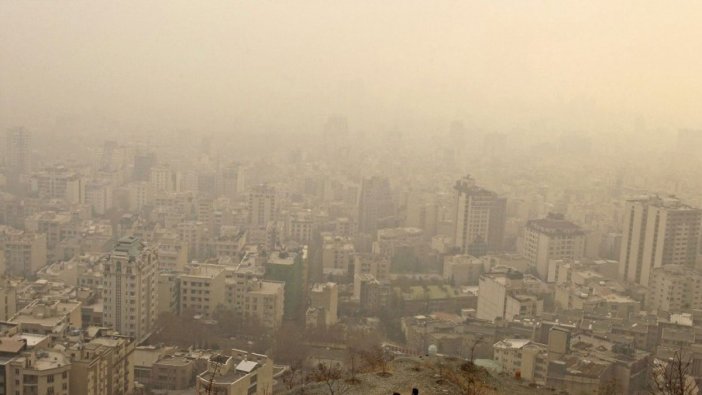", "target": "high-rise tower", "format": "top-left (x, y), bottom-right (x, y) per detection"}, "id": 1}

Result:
top-left (102, 236), bottom-right (158, 341)
top-left (619, 195), bottom-right (702, 285)
top-left (358, 177), bottom-right (395, 236)
top-left (453, 175), bottom-right (506, 256)
top-left (5, 127), bottom-right (31, 174)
